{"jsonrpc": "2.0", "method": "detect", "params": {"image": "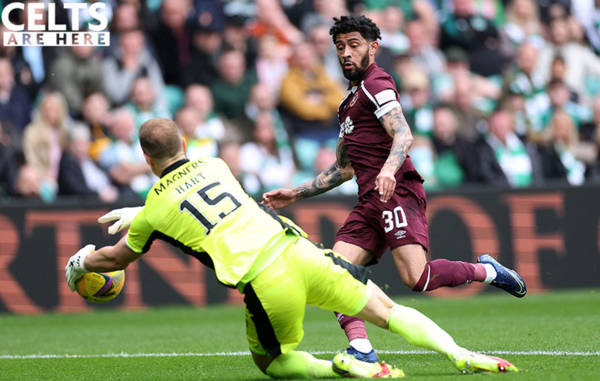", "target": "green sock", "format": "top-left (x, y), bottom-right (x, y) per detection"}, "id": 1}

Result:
top-left (387, 304), bottom-right (460, 355)
top-left (266, 351), bottom-right (340, 379)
